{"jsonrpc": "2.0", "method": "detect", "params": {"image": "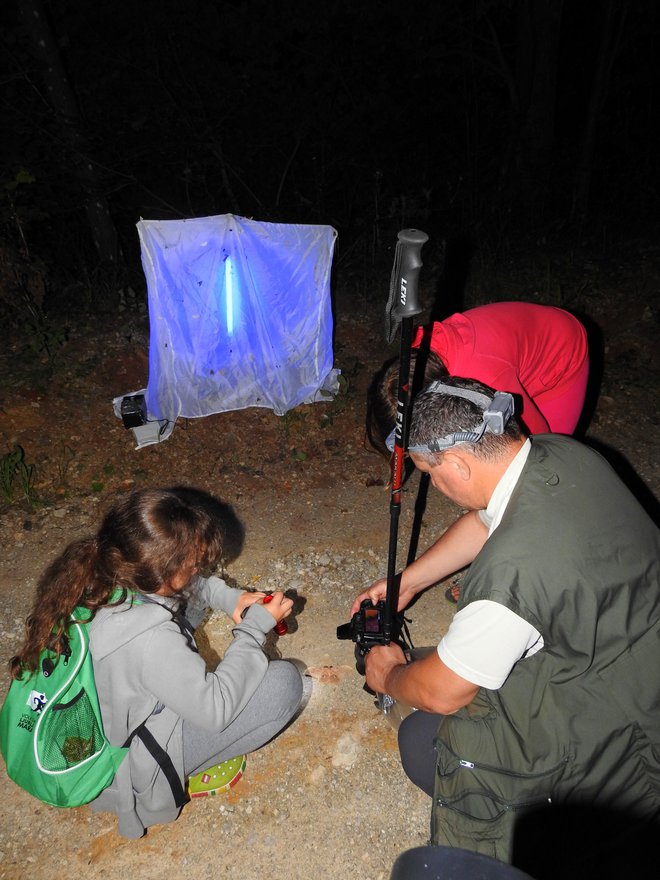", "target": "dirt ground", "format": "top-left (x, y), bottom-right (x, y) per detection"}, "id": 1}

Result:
top-left (0, 243), bottom-right (658, 880)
